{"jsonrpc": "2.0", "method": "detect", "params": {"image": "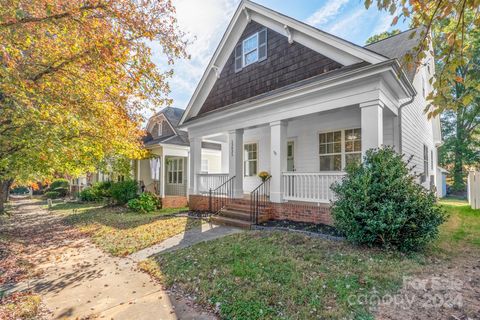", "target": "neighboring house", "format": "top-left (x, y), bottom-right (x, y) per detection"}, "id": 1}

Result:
top-left (179, 0), bottom-right (442, 227)
top-left (133, 107), bottom-right (223, 208)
